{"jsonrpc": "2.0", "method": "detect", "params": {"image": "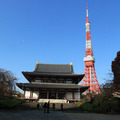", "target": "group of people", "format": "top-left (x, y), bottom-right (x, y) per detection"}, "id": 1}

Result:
top-left (43, 102), bottom-right (50, 113)
top-left (37, 102), bottom-right (63, 113)
top-left (37, 101), bottom-right (50, 113)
